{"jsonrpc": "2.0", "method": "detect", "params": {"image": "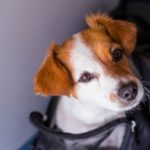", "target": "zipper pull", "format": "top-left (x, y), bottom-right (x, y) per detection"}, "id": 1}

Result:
top-left (43, 115), bottom-right (48, 121)
top-left (130, 120), bottom-right (140, 144)
top-left (131, 120), bottom-right (136, 133)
